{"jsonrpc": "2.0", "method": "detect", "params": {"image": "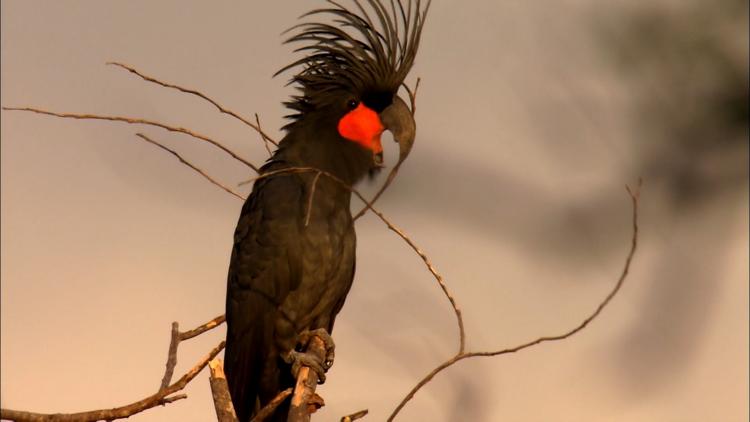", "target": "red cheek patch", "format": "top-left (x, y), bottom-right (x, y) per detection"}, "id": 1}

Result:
top-left (338, 103), bottom-right (384, 153)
